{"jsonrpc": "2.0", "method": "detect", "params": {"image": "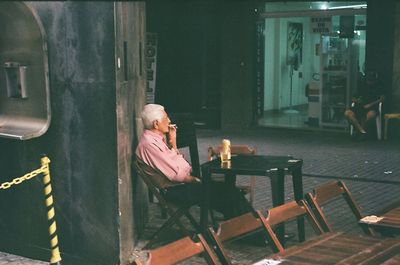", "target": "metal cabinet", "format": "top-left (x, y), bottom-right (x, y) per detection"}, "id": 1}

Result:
top-left (320, 35), bottom-right (352, 128)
